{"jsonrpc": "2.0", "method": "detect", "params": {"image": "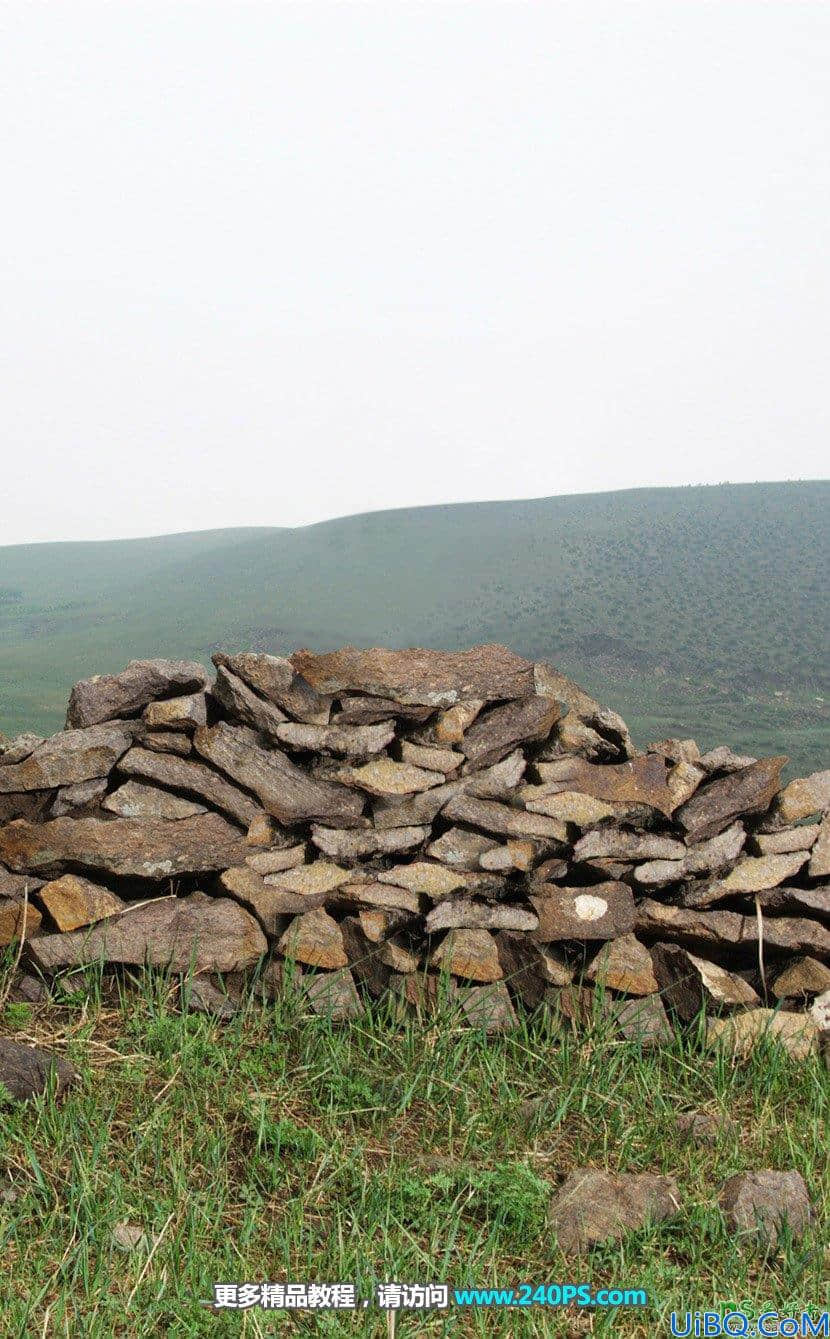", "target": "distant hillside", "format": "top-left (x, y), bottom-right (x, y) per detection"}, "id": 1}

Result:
top-left (1, 482), bottom-right (827, 773)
